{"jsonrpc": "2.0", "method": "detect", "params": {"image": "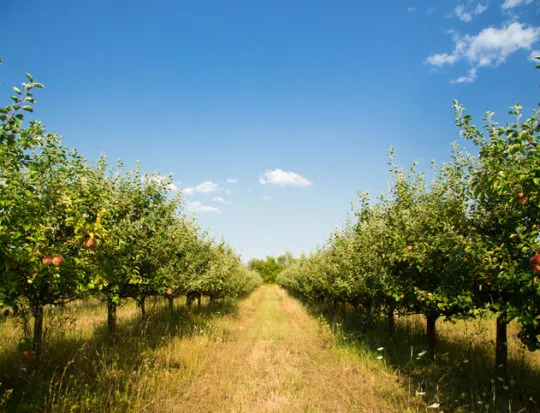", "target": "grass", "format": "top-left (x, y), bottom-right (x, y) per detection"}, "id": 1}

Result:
top-left (305, 301), bottom-right (540, 412)
top-left (0, 296), bottom-right (237, 412)
top-left (1, 286), bottom-right (413, 412)
top-left (2, 286), bottom-right (537, 412)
